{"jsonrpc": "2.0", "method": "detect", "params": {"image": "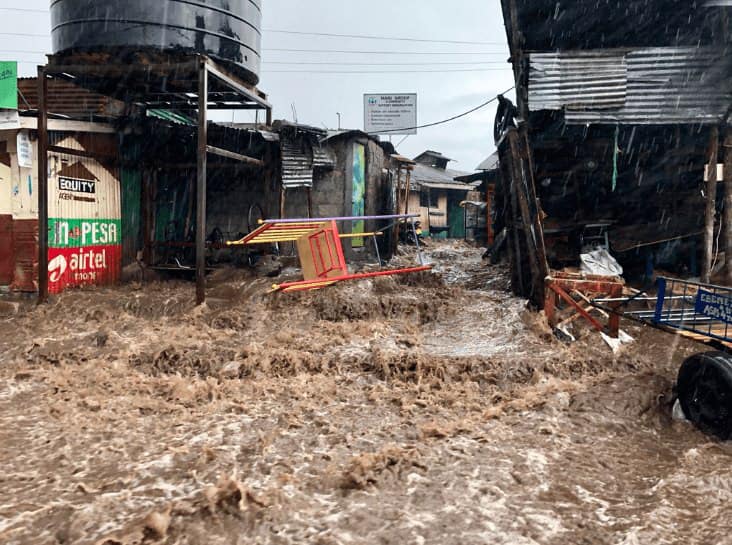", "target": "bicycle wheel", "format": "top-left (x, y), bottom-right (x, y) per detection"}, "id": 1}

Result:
top-left (247, 202), bottom-right (265, 233)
